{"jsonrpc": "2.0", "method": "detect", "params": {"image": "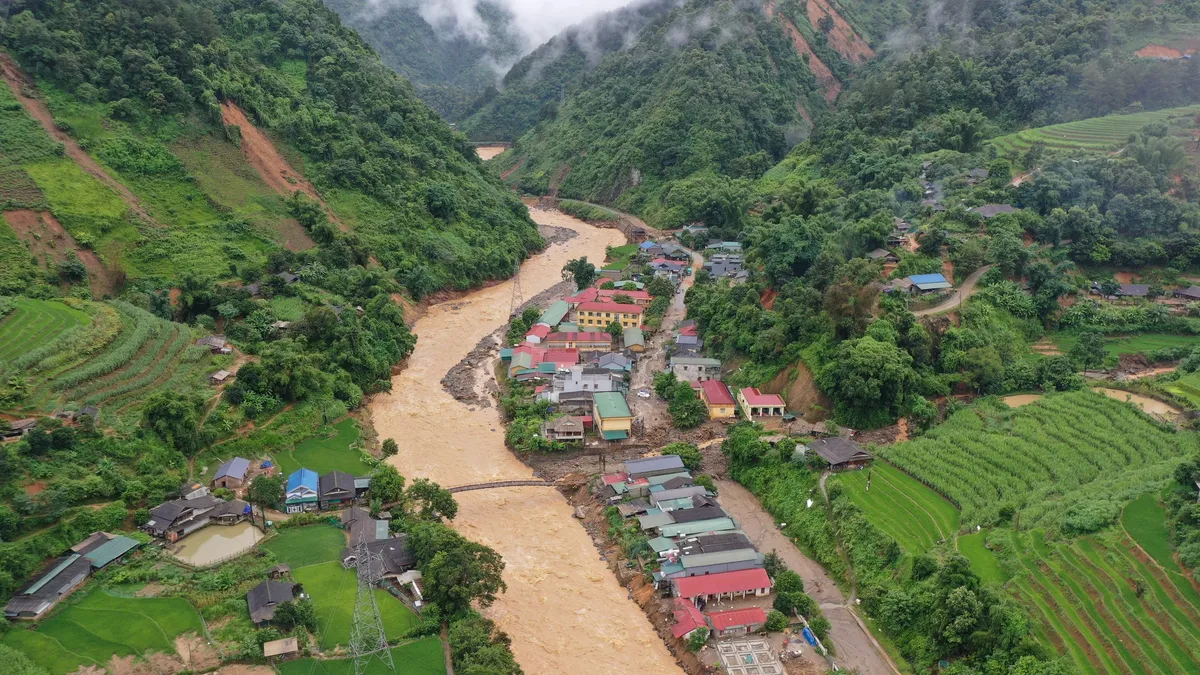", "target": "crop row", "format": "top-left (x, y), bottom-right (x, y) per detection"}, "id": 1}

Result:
top-left (881, 391), bottom-right (1192, 524)
top-left (991, 104), bottom-right (1200, 154)
top-left (83, 327), bottom-right (193, 405)
top-left (67, 321), bottom-right (179, 400)
top-left (14, 303), bottom-right (121, 373)
top-left (50, 303), bottom-right (160, 390)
